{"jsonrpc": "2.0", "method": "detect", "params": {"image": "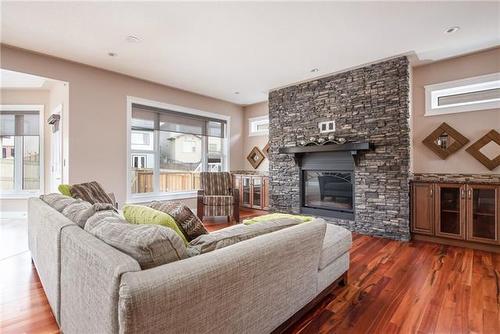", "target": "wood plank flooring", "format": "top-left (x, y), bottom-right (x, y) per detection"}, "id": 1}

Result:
top-left (1, 211), bottom-right (499, 333)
